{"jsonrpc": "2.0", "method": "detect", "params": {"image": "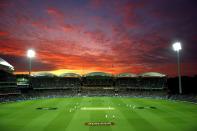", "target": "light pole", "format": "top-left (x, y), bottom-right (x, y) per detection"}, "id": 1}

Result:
top-left (27, 49), bottom-right (35, 76)
top-left (172, 42), bottom-right (182, 94)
